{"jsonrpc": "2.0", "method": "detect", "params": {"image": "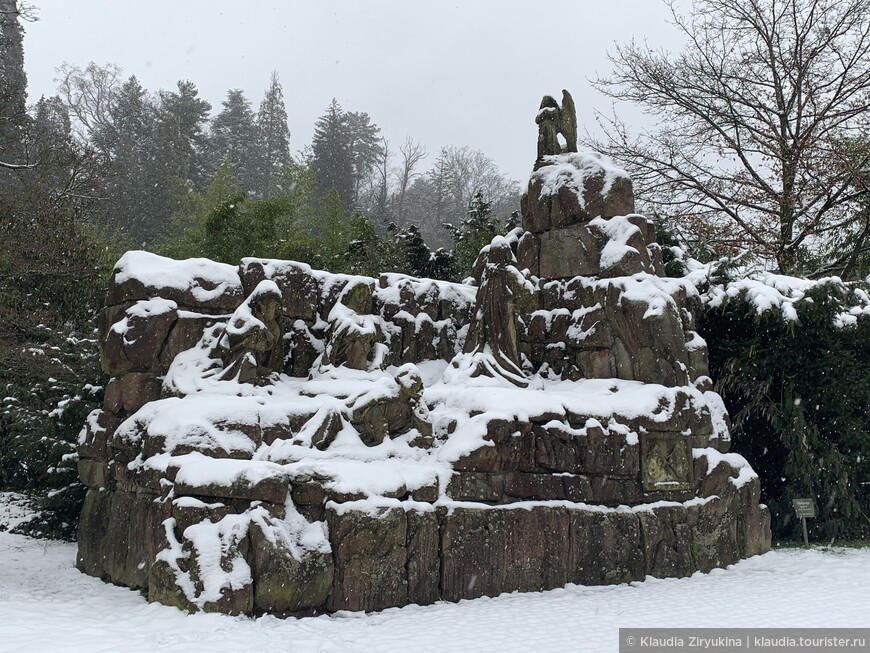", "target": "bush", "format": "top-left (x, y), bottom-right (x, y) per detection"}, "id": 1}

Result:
top-left (699, 274), bottom-right (870, 542)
